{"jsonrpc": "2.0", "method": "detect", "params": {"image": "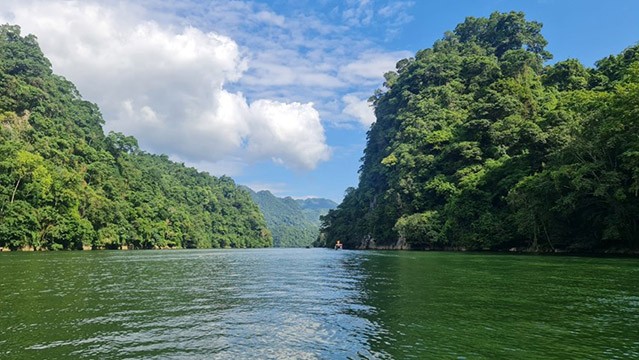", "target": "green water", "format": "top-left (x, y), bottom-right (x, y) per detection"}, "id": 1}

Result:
top-left (0, 249), bottom-right (637, 359)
